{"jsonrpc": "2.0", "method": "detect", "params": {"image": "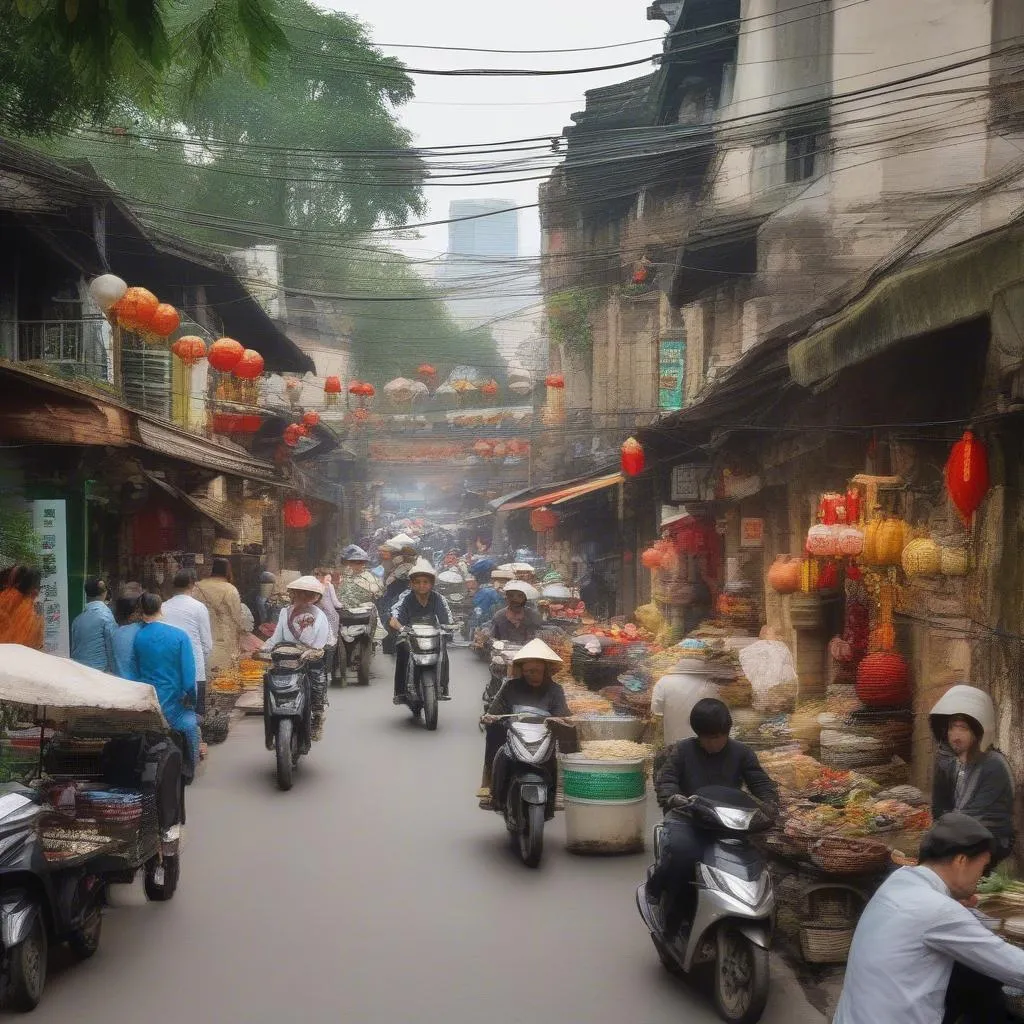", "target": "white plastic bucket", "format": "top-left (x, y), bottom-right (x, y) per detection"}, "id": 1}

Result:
top-left (564, 795), bottom-right (646, 855)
